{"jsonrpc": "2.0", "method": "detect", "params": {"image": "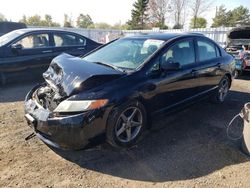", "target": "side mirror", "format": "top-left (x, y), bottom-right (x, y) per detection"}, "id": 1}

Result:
top-left (11, 43), bottom-right (23, 50)
top-left (161, 60), bottom-right (181, 71)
